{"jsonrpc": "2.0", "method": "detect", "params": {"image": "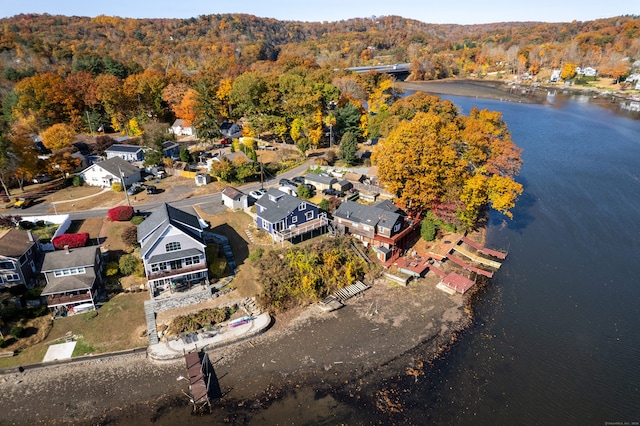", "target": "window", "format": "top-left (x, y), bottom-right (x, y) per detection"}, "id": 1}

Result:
top-left (53, 267), bottom-right (86, 277)
top-left (151, 263), bottom-right (168, 272)
top-left (165, 242), bottom-right (181, 252)
top-left (184, 256), bottom-right (200, 266)
top-left (6, 274), bottom-right (19, 281)
top-left (19, 254), bottom-right (27, 265)
top-left (0, 261), bottom-right (15, 270)
top-left (291, 216), bottom-right (298, 224)
top-left (393, 222), bottom-right (401, 233)
top-left (299, 202), bottom-right (306, 211)
top-left (305, 211), bottom-right (314, 220)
